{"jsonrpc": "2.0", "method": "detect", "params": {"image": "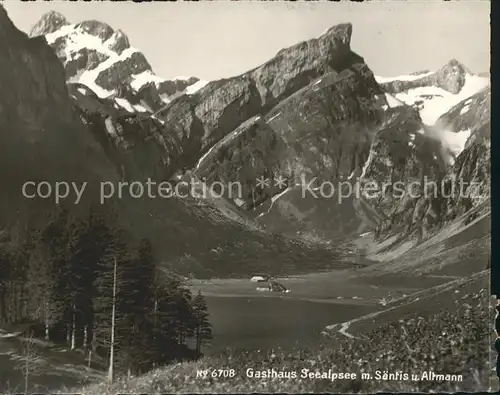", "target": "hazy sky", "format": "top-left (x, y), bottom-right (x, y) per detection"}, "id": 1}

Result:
top-left (4, 1), bottom-right (490, 81)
